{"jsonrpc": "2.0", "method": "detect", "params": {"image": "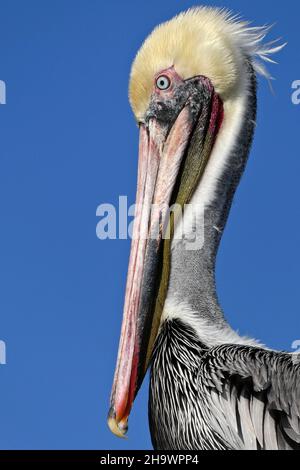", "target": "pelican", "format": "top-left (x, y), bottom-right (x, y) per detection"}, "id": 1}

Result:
top-left (108, 7), bottom-right (300, 450)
